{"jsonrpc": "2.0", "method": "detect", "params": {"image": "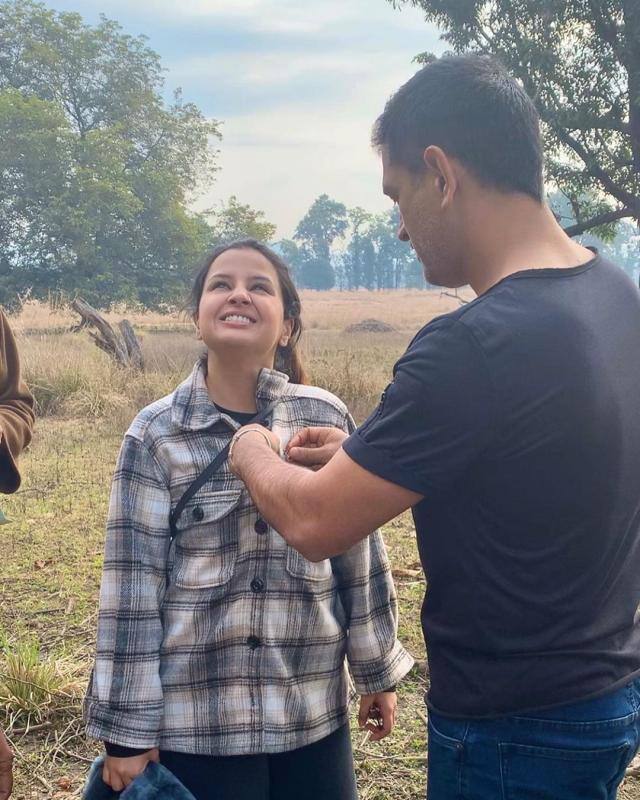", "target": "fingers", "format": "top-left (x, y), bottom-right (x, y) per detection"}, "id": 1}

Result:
top-left (286, 428), bottom-right (348, 469)
top-left (287, 427), bottom-right (332, 451)
top-left (103, 762), bottom-right (124, 793)
top-left (358, 693), bottom-right (398, 741)
top-left (358, 696), bottom-right (372, 730)
top-left (286, 445), bottom-right (332, 468)
top-left (103, 752), bottom-right (157, 792)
